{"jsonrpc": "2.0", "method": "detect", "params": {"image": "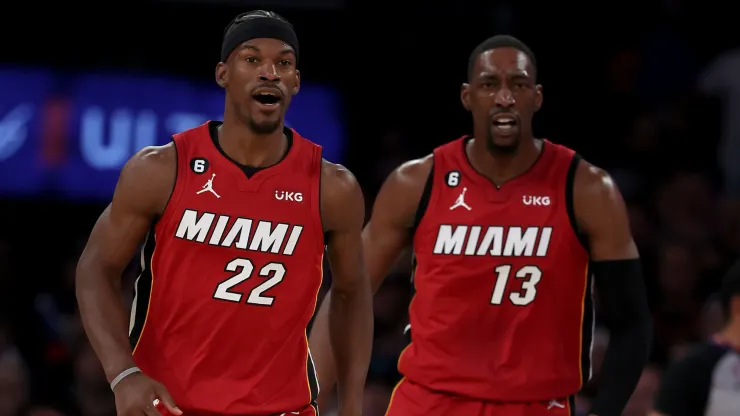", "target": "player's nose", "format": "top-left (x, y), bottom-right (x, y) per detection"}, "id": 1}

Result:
top-left (258, 64), bottom-right (281, 82)
top-left (494, 88), bottom-right (514, 107)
